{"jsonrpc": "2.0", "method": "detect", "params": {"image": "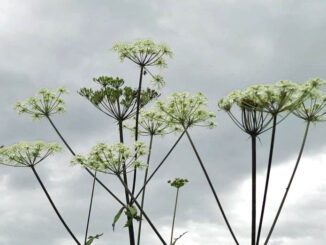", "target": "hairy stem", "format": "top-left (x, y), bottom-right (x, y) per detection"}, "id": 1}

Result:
top-left (136, 134), bottom-right (154, 245)
top-left (185, 130), bottom-right (239, 245)
top-left (31, 166), bottom-right (81, 244)
top-left (264, 121), bottom-right (310, 245)
top-left (170, 188), bottom-right (179, 245)
top-left (84, 171), bottom-right (97, 245)
top-left (117, 175), bottom-right (167, 245)
top-left (256, 115), bottom-right (277, 245)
